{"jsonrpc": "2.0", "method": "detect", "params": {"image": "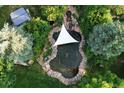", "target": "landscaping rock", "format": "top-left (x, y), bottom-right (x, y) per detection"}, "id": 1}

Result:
top-left (28, 60), bottom-right (34, 65)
